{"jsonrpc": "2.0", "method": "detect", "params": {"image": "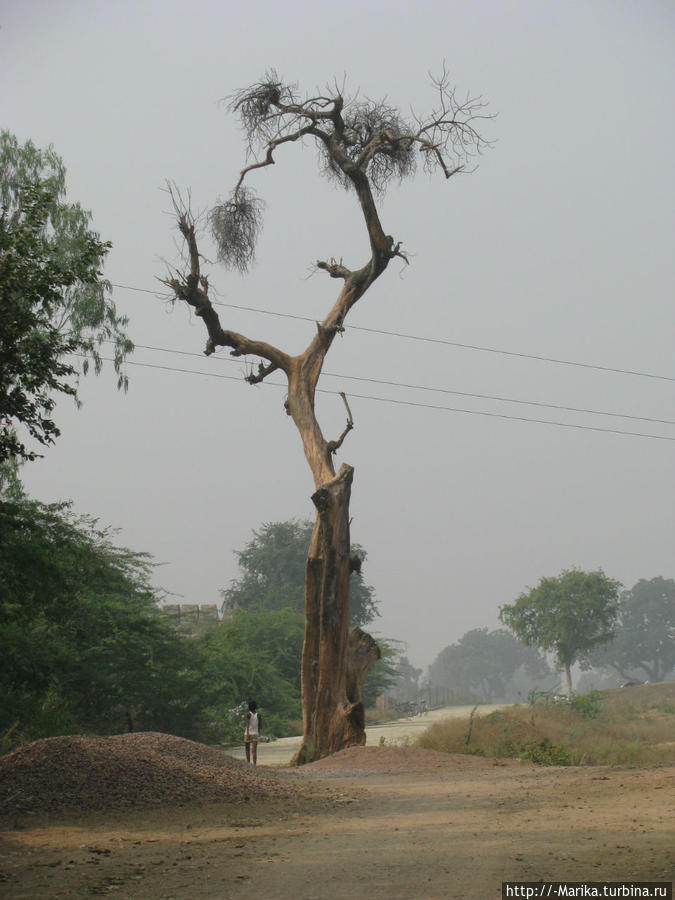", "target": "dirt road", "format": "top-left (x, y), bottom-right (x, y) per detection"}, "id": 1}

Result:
top-left (229, 705), bottom-right (502, 767)
top-left (2, 746), bottom-right (672, 899)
